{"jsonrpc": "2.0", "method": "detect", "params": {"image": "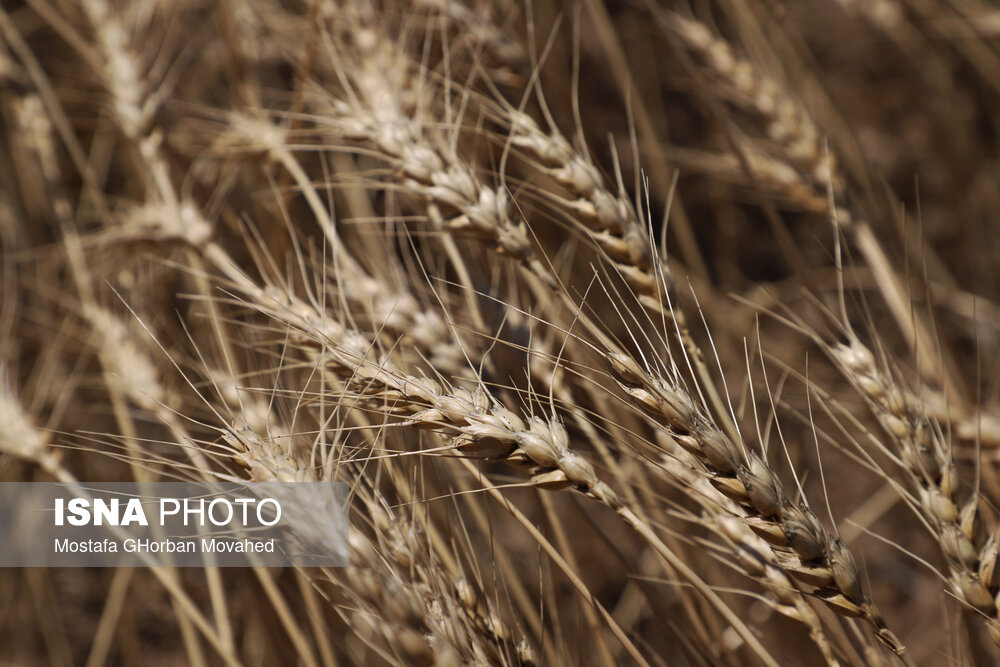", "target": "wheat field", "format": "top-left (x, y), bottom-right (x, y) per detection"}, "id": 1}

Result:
top-left (2, 0), bottom-right (1000, 664)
